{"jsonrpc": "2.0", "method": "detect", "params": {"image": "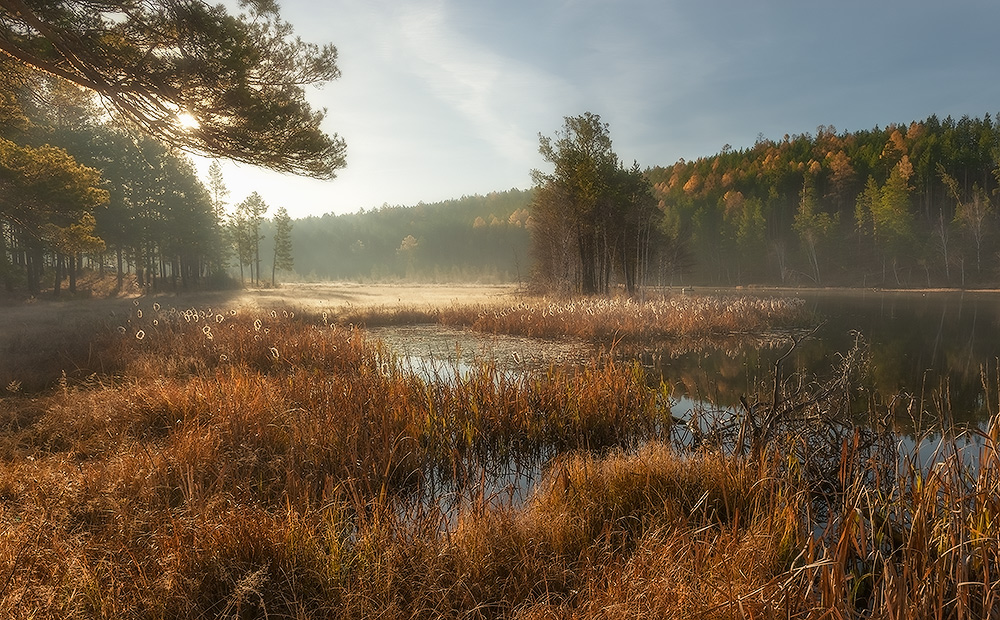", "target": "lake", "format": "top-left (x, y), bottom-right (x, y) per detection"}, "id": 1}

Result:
top-left (373, 289), bottom-right (1000, 429)
top-left (371, 289), bottom-right (998, 516)
top-left (641, 289), bottom-right (998, 426)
